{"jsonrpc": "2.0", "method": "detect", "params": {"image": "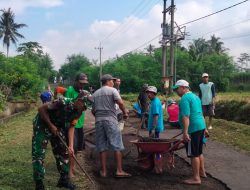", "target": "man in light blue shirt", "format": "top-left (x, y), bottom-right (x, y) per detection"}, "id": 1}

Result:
top-left (146, 86), bottom-right (164, 138)
top-left (199, 73), bottom-right (216, 129)
top-left (173, 79), bottom-right (206, 185)
top-left (146, 86), bottom-right (164, 174)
